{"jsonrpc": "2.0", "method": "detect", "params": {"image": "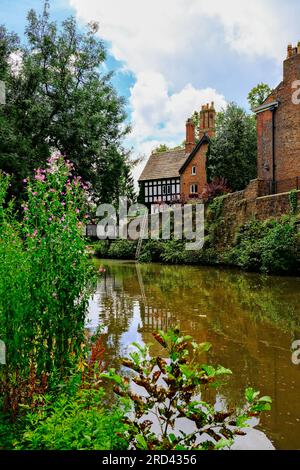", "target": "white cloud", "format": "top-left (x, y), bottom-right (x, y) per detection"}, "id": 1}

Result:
top-left (129, 71), bottom-right (226, 141)
top-left (68, 0), bottom-right (299, 182)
